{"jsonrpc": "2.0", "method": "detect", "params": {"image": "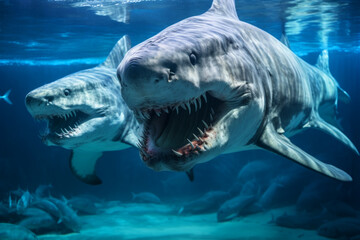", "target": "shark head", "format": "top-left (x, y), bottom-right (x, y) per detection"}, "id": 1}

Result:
top-left (26, 67), bottom-right (127, 149)
top-left (25, 36), bottom-right (138, 151)
top-left (117, 1), bottom-right (265, 172)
